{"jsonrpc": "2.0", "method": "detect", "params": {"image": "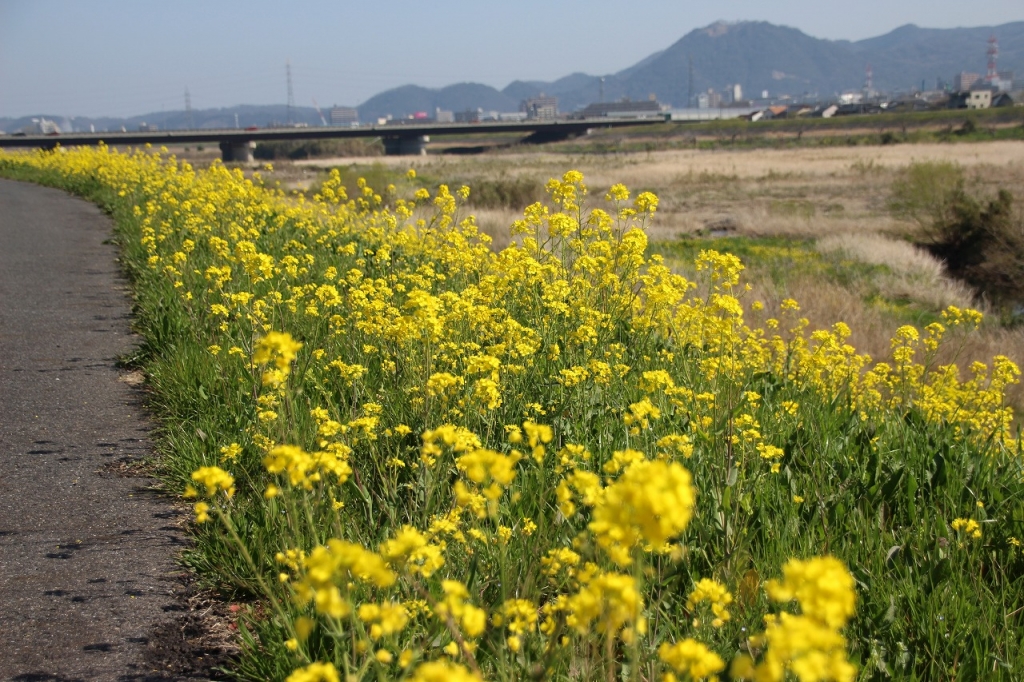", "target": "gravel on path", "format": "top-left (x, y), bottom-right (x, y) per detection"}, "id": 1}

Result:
top-left (0, 179), bottom-right (205, 680)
